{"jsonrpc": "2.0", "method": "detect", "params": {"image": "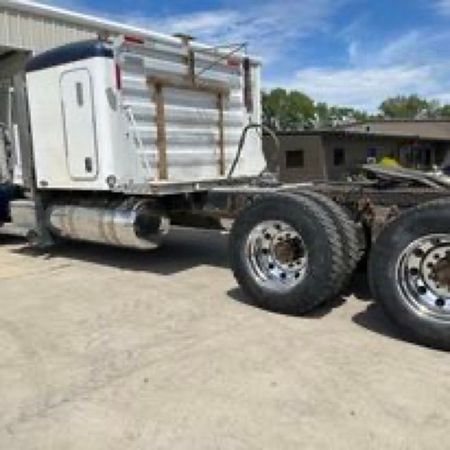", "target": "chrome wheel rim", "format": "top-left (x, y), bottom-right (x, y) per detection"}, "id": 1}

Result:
top-left (396, 234), bottom-right (450, 321)
top-left (246, 220), bottom-right (308, 290)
